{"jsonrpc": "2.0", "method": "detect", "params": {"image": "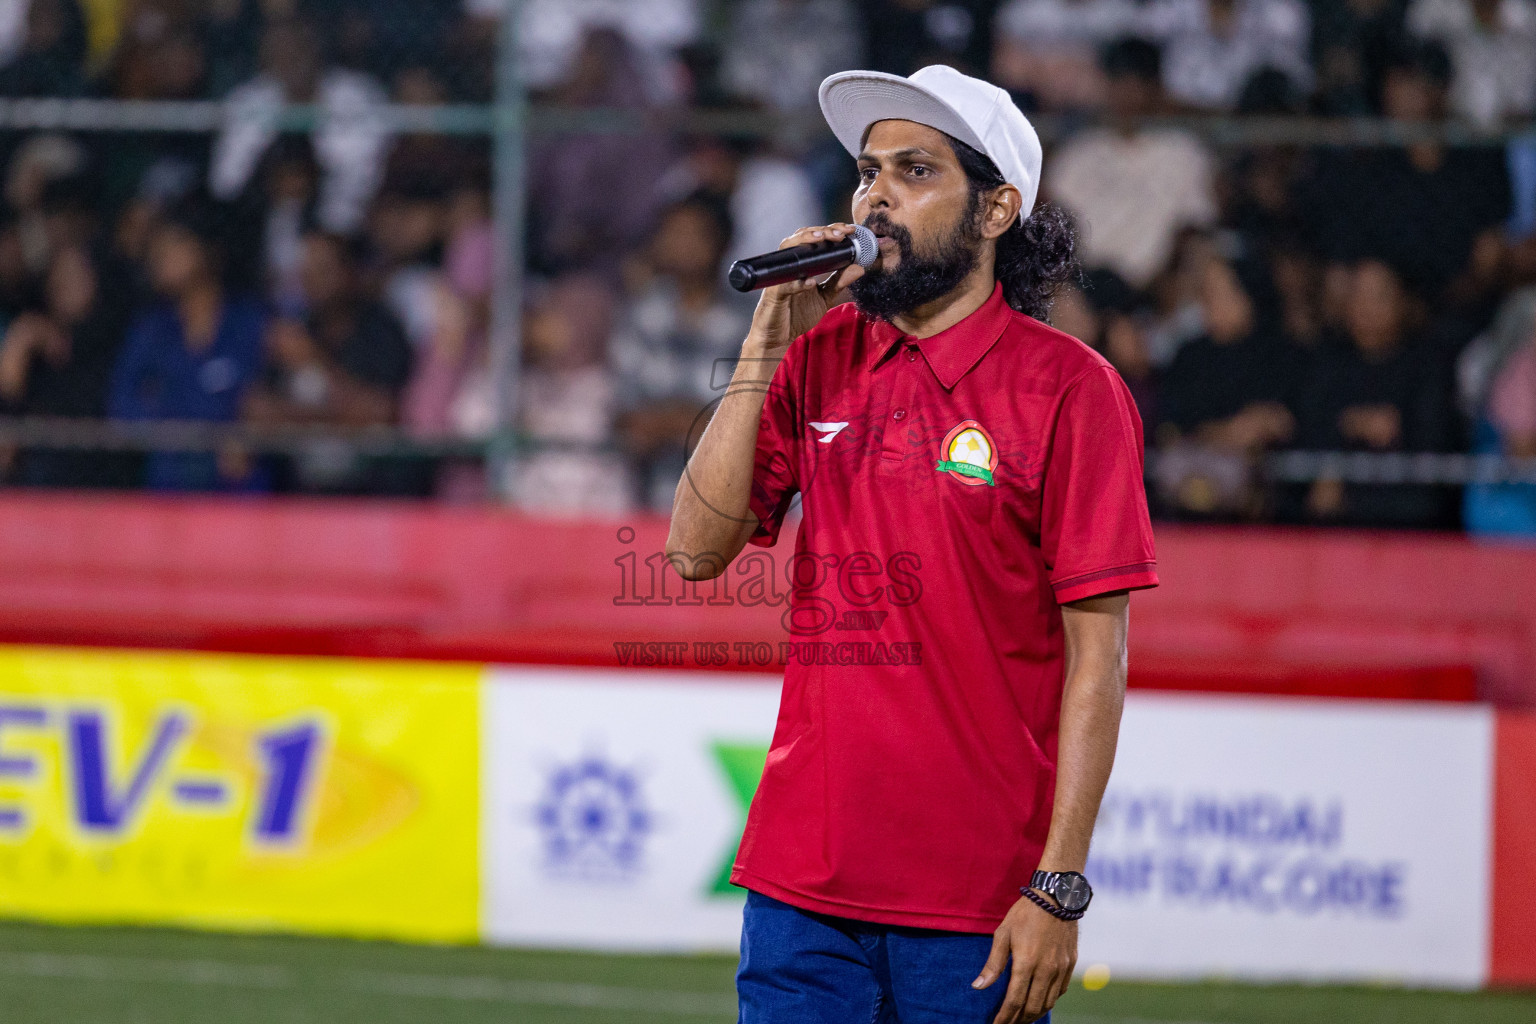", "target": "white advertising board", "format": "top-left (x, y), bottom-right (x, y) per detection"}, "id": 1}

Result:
top-left (481, 666), bottom-right (779, 951)
top-left (1082, 694), bottom-right (1493, 987)
top-left (483, 669), bottom-right (1494, 985)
